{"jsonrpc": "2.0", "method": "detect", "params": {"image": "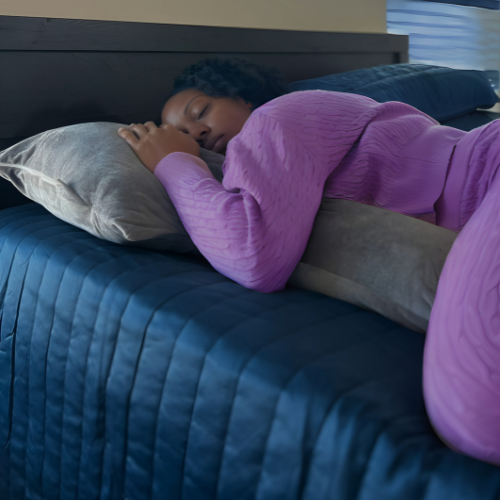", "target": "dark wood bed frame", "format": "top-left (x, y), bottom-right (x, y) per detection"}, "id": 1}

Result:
top-left (0, 15), bottom-right (408, 207)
